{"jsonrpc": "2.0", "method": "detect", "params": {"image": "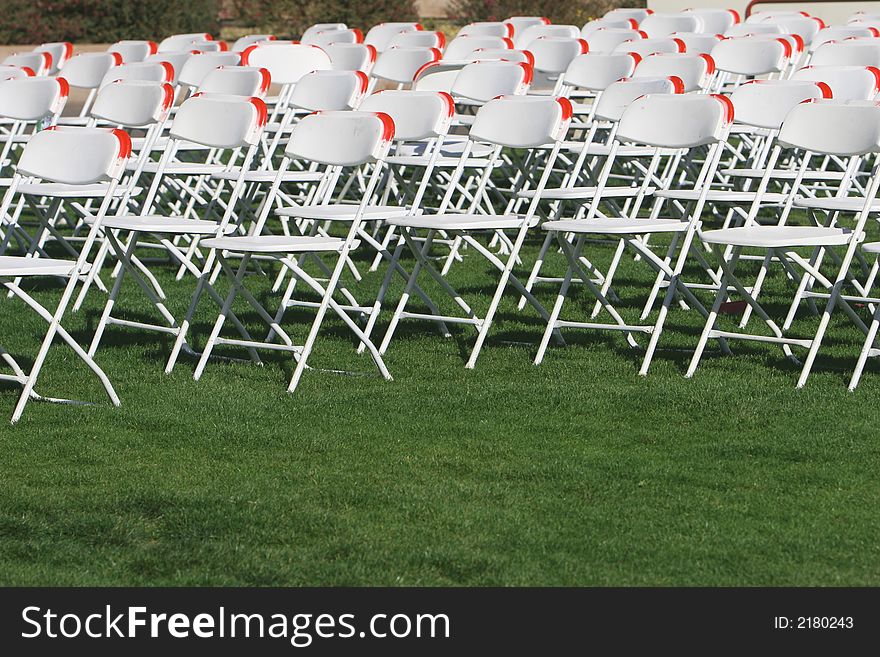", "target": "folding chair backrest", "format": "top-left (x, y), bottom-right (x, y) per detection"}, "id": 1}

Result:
top-left (683, 8), bottom-right (739, 35)
top-left (633, 52), bottom-right (714, 92)
top-left (285, 110), bottom-right (394, 165)
top-left (671, 32), bottom-right (724, 55)
top-left (604, 8), bottom-right (652, 25)
top-left (582, 19), bottom-right (640, 38)
top-left (0, 77), bottom-right (68, 121)
top-left (810, 26), bottom-right (879, 52)
top-left (710, 36), bottom-right (790, 75)
top-left (460, 22), bottom-right (514, 38)
top-left (177, 51), bottom-right (241, 88)
top-left (792, 65), bottom-right (880, 101)
top-left (304, 29), bottom-right (364, 49)
top-left (34, 42), bottom-right (73, 74)
top-left (593, 76), bottom-right (682, 122)
top-left (471, 48), bottom-right (534, 65)
top-left (169, 94), bottom-right (267, 148)
top-left (515, 24), bottom-right (579, 49)
top-left (811, 40), bottom-right (880, 67)
top-left (777, 99), bottom-right (880, 155)
top-left (506, 17), bottom-right (550, 35)
top-left (372, 47), bottom-right (441, 84)
top-left (411, 61), bottom-right (462, 92)
top-left (451, 60), bottom-right (532, 101)
top-left (17, 126), bottom-right (131, 184)
top-left (302, 23), bottom-right (347, 41)
top-left (564, 52), bottom-right (640, 91)
top-left (109, 40), bottom-right (158, 63)
top-left (60, 52), bottom-right (121, 89)
top-left (730, 79), bottom-right (831, 129)
top-left (289, 70), bottom-right (368, 111)
top-left (360, 90), bottom-right (453, 141)
top-left (145, 51), bottom-right (192, 84)
top-left (388, 31), bottom-right (445, 50)
top-left (0, 65), bottom-right (35, 80)
top-left (3, 52), bottom-right (51, 76)
top-left (100, 61), bottom-right (174, 89)
top-left (528, 37), bottom-right (589, 74)
top-left (470, 95), bottom-right (572, 147)
top-left (617, 93), bottom-right (732, 148)
top-left (189, 40), bottom-right (229, 54)
top-left (747, 10), bottom-right (806, 24)
top-left (444, 36), bottom-right (513, 61)
top-left (639, 13), bottom-right (702, 38)
top-left (365, 23), bottom-right (422, 52)
top-left (764, 16), bottom-right (824, 45)
top-left (586, 28), bottom-right (647, 54)
top-left (240, 43), bottom-right (331, 85)
top-left (198, 66), bottom-right (271, 97)
top-left (615, 37), bottom-right (686, 58)
top-left (724, 23), bottom-right (782, 38)
top-left (158, 33), bottom-right (213, 53)
top-left (325, 43), bottom-right (377, 72)
top-left (90, 80), bottom-right (175, 127)
top-left (231, 35), bottom-right (276, 52)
